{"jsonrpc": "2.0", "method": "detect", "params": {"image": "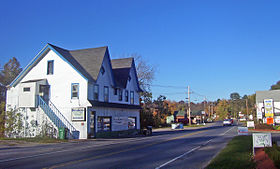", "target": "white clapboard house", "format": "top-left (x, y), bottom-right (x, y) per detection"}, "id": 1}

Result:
top-left (6, 44), bottom-right (142, 139)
